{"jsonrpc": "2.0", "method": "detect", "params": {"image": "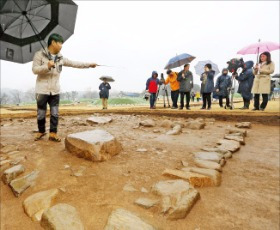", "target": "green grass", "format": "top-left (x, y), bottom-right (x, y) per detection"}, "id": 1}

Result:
top-left (91, 97), bottom-right (148, 105)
